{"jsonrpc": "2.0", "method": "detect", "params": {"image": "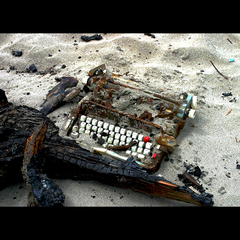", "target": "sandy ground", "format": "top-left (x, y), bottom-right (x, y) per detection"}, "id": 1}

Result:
top-left (0, 33), bottom-right (240, 206)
